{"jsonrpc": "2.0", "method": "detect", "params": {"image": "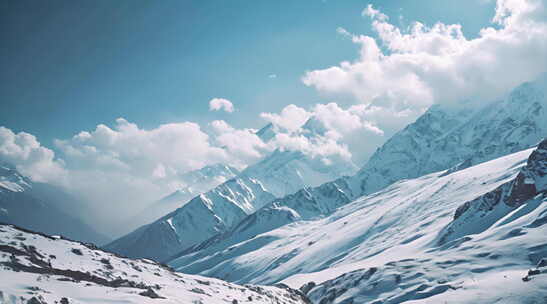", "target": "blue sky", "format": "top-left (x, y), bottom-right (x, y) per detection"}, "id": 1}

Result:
top-left (1, 0), bottom-right (496, 147)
